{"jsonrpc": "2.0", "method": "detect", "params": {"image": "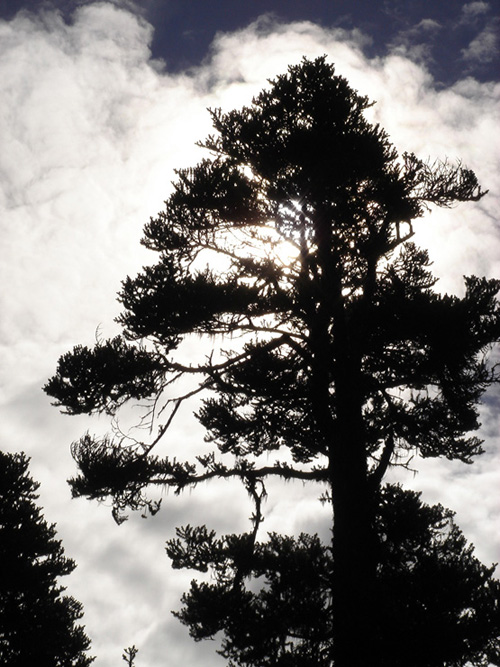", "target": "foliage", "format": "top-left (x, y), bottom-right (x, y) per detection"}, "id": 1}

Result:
top-left (44, 336), bottom-right (164, 416)
top-left (122, 645), bottom-right (138, 666)
top-left (167, 484), bottom-right (500, 667)
top-left (45, 57), bottom-right (500, 665)
top-left (0, 450), bottom-right (93, 666)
